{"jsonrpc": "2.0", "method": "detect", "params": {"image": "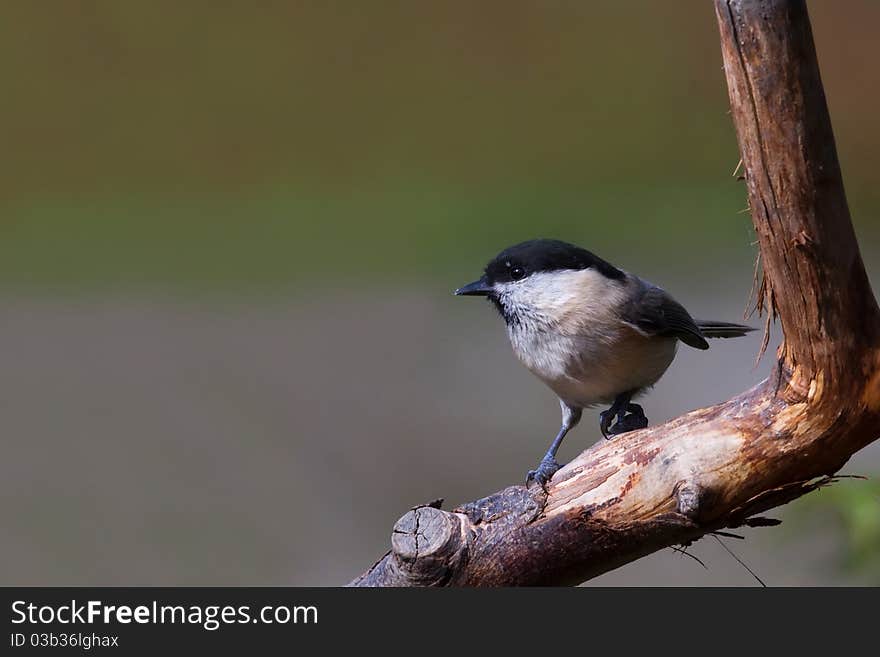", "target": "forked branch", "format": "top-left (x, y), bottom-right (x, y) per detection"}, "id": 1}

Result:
top-left (349, 0), bottom-right (880, 587)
